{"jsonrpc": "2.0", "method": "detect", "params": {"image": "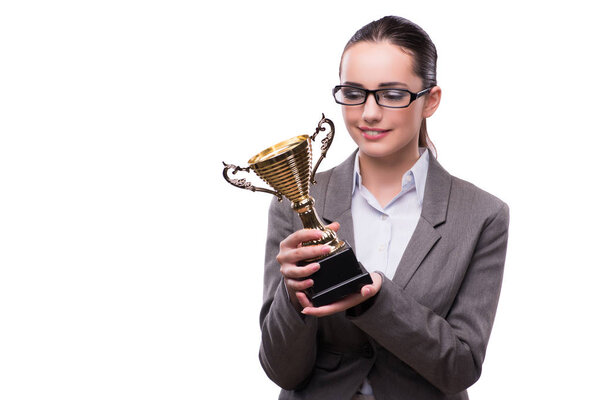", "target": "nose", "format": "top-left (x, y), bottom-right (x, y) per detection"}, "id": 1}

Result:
top-left (361, 92), bottom-right (382, 123)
